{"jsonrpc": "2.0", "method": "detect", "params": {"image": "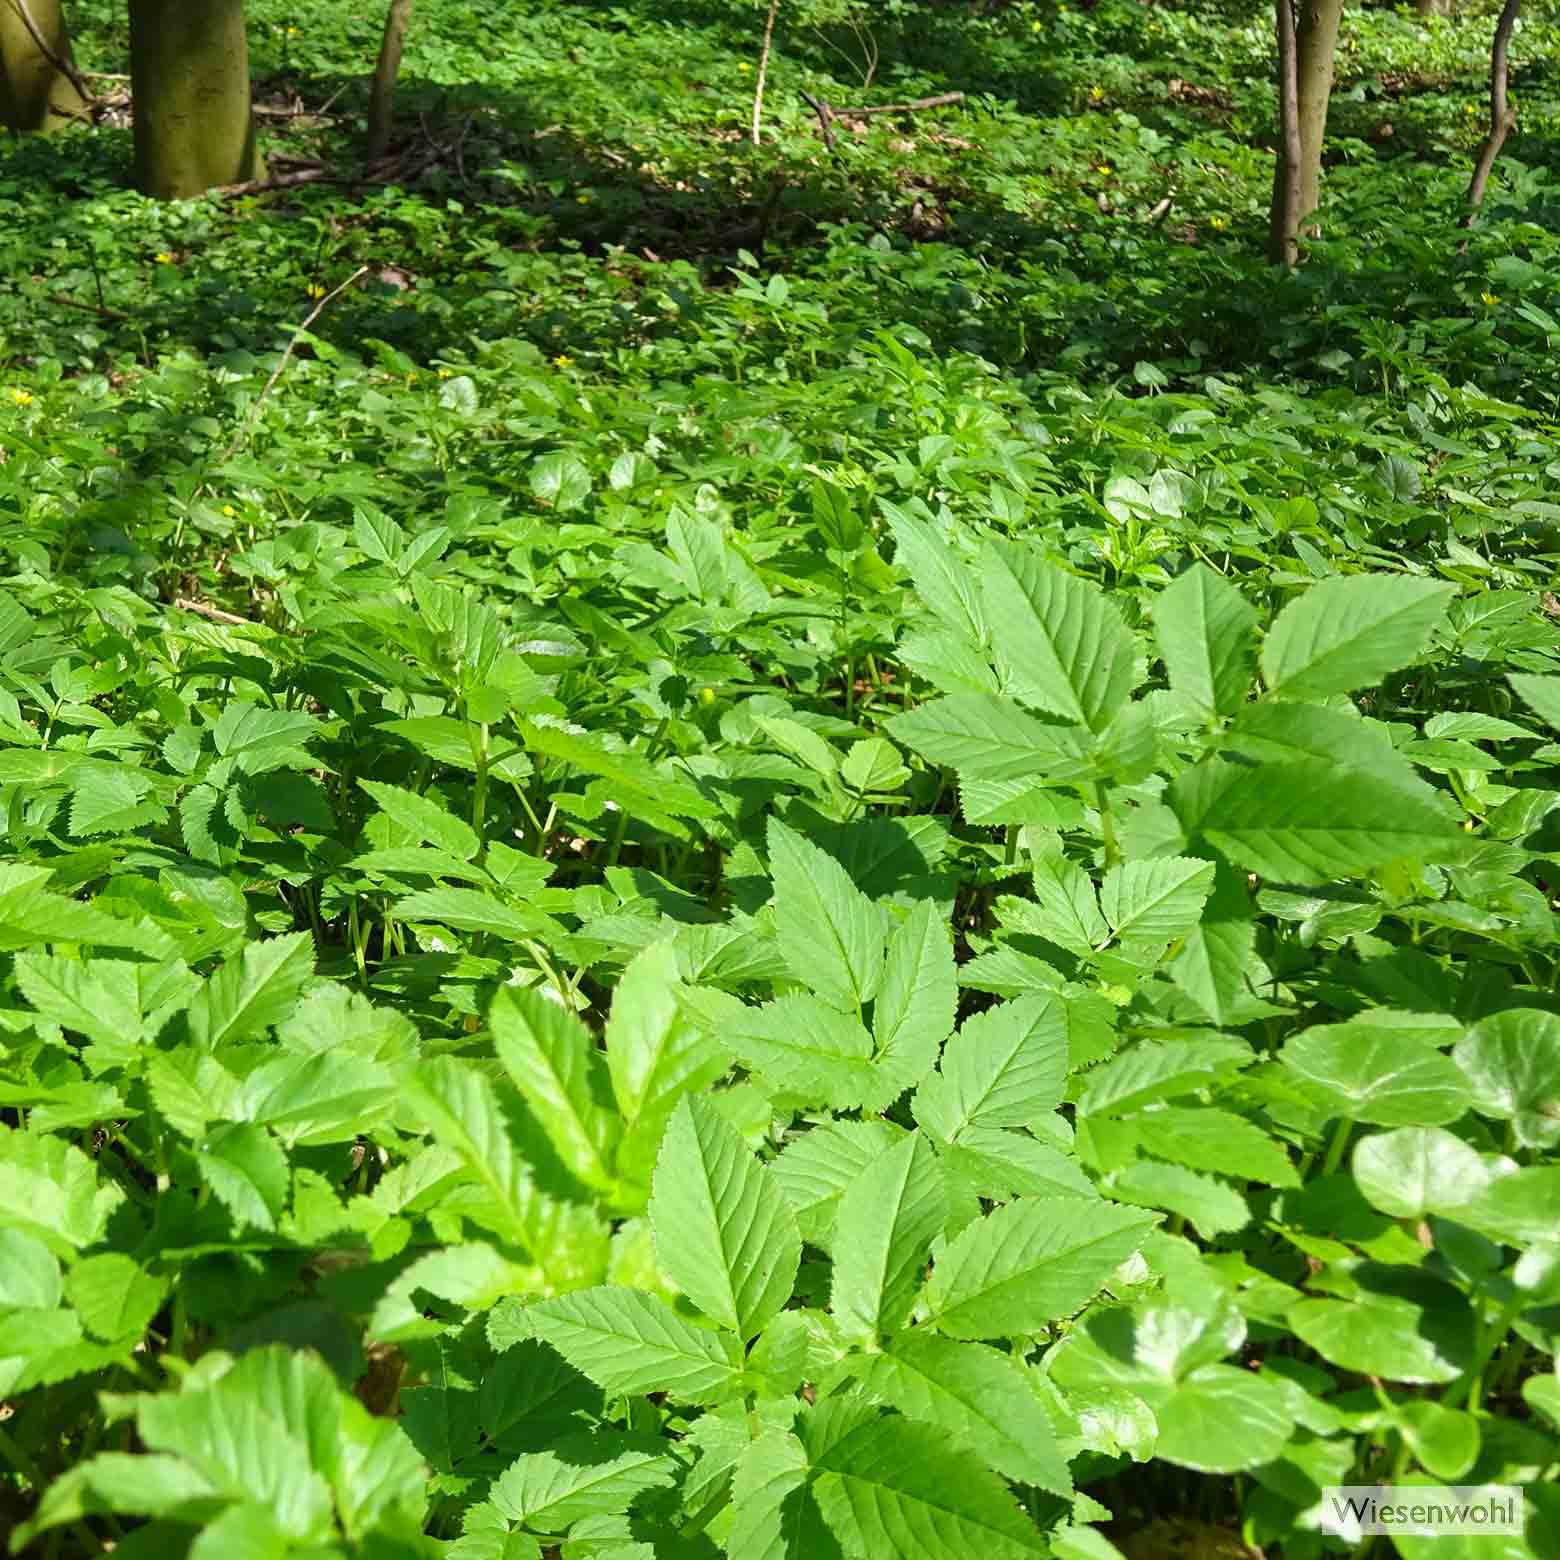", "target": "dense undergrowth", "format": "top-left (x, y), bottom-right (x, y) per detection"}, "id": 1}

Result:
top-left (2, 1), bottom-right (1560, 1556)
